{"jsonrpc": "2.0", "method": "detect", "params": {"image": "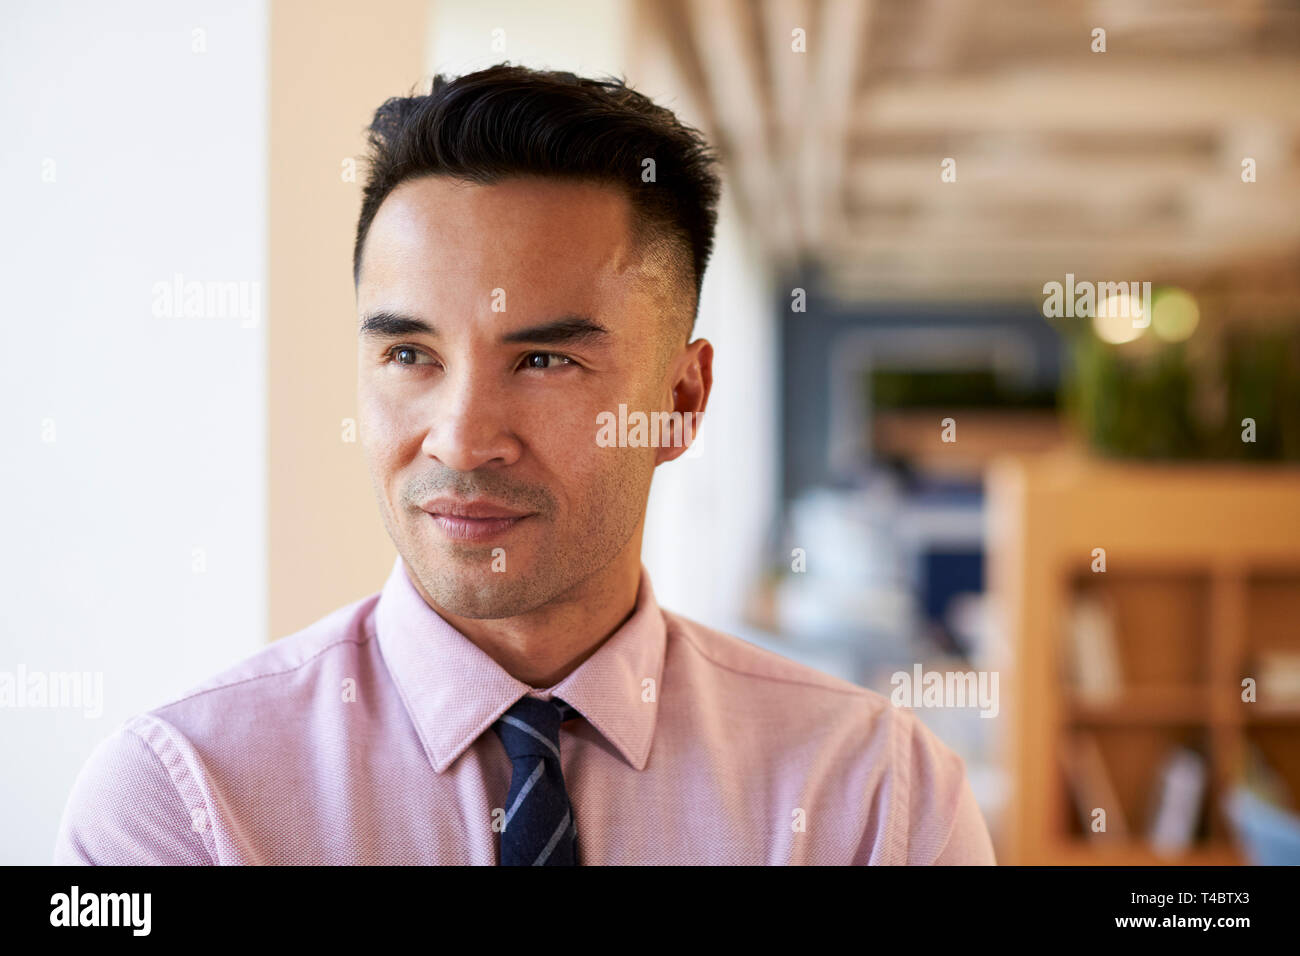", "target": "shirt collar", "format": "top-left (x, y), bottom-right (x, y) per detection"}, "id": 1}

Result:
top-left (374, 555), bottom-right (665, 773)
